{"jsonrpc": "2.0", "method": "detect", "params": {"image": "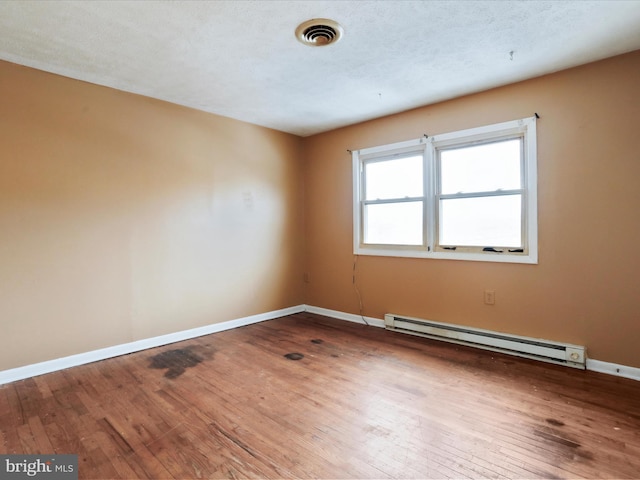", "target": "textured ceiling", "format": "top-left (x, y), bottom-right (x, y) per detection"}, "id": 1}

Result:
top-left (1, 1), bottom-right (640, 137)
